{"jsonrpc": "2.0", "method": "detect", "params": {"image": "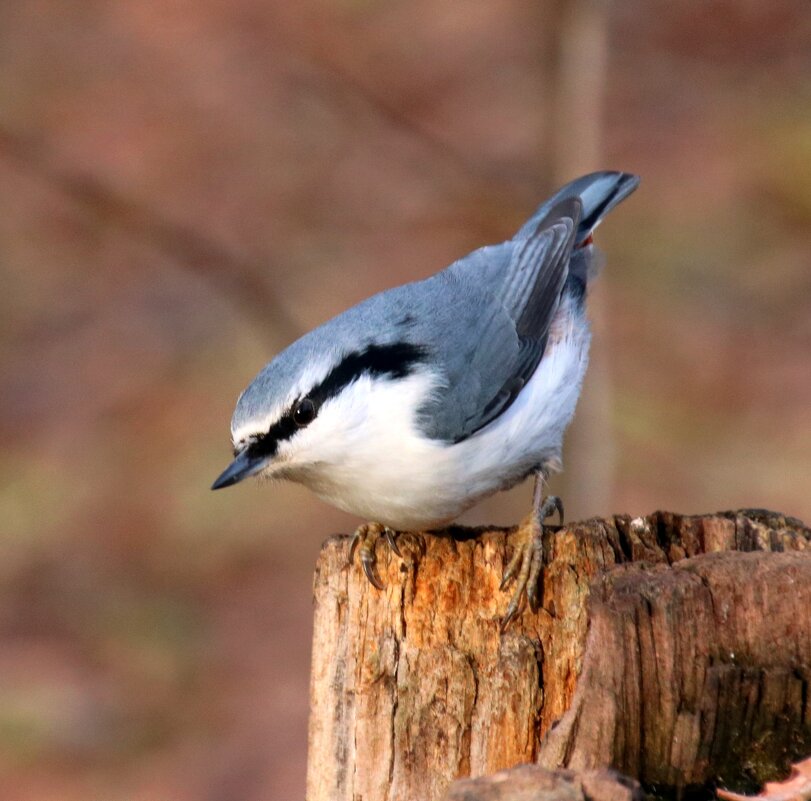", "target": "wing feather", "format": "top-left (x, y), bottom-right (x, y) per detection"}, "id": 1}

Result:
top-left (415, 199), bottom-right (580, 442)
